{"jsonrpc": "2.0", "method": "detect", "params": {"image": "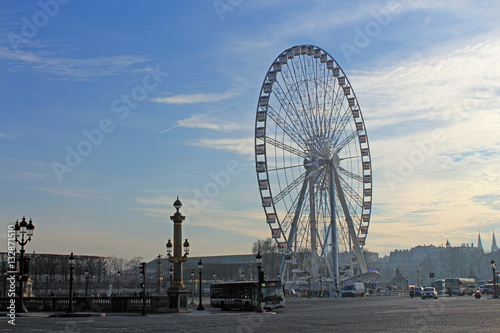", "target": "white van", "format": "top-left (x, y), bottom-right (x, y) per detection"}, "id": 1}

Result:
top-left (341, 282), bottom-right (365, 297)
